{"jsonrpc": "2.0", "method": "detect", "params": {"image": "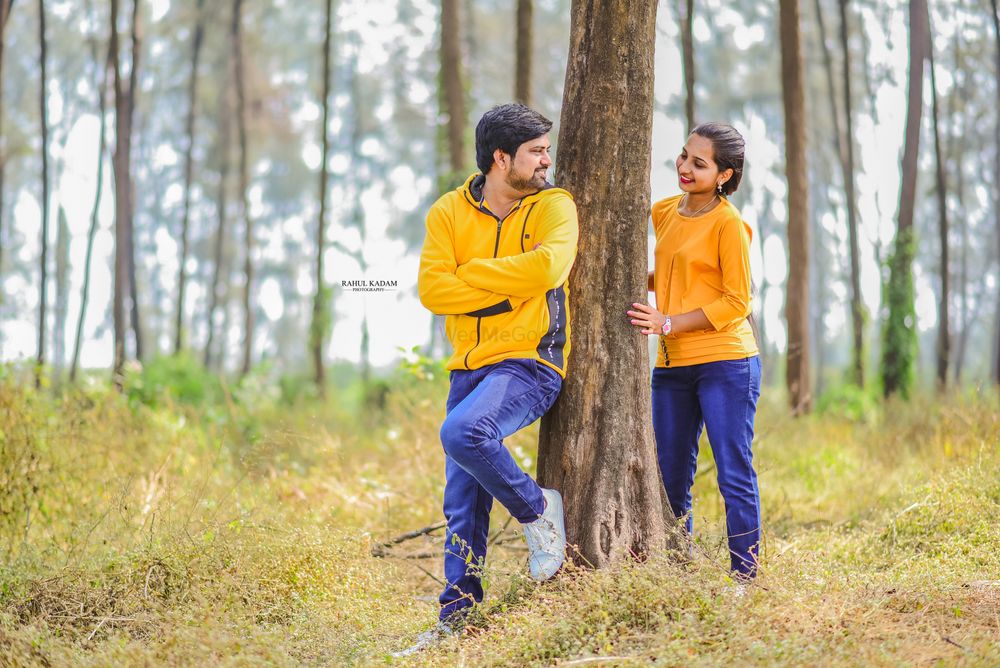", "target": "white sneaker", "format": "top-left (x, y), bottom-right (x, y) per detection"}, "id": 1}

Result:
top-left (391, 619), bottom-right (457, 657)
top-left (522, 487), bottom-right (566, 581)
